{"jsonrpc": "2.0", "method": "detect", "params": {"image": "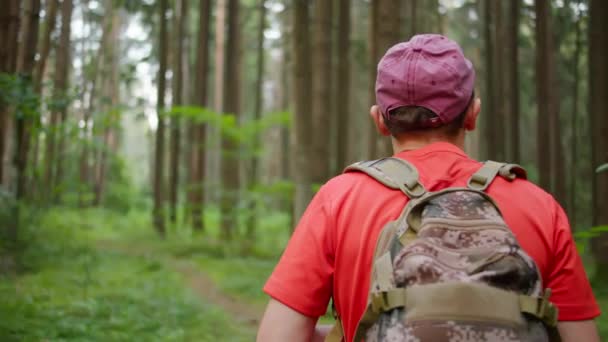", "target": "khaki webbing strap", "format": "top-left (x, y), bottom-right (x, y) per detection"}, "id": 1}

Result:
top-left (519, 288), bottom-right (559, 327)
top-left (468, 161), bottom-right (528, 191)
top-left (398, 227), bottom-right (417, 247)
top-left (372, 252), bottom-right (395, 292)
top-left (344, 158), bottom-right (426, 198)
top-left (366, 283), bottom-right (558, 329)
top-left (467, 161), bottom-right (505, 191)
top-left (324, 318), bottom-right (344, 342)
